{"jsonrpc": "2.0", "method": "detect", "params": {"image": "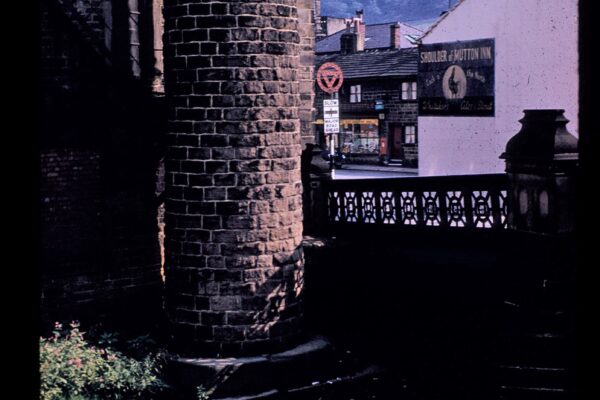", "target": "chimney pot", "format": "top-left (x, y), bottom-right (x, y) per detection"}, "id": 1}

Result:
top-left (356, 9), bottom-right (364, 21)
top-left (340, 12), bottom-right (365, 53)
top-left (390, 23), bottom-right (401, 49)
